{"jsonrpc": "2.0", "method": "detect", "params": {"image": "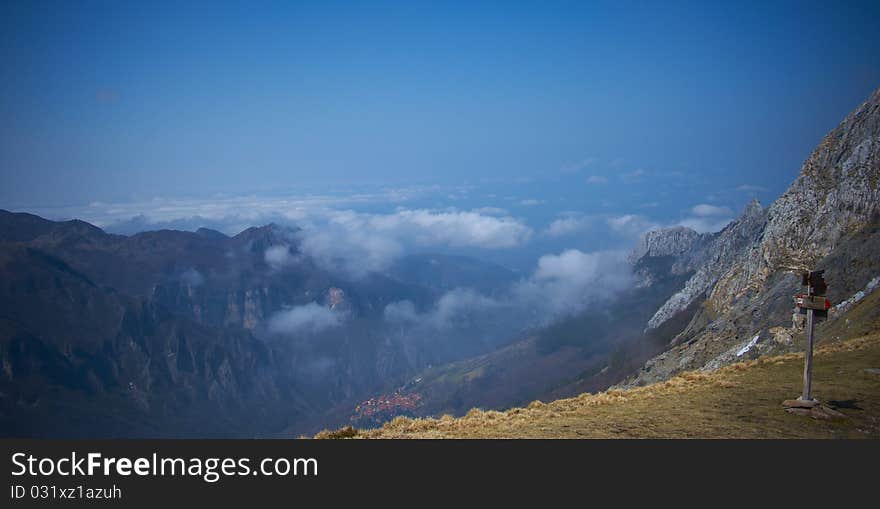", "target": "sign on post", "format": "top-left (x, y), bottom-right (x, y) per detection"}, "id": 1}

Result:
top-left (793, 270), bottom-right (831, 403)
